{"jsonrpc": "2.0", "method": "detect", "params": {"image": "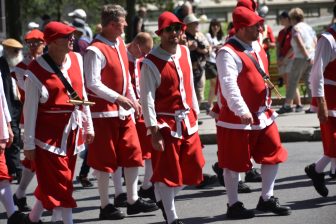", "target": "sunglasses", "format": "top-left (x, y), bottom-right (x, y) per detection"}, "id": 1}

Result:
top-left (164, 24), bottom-right (182, 33)
top-left (61, 34), bottom-right (75, 41)
top-left (26, 41), bottom-right (44, 47)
